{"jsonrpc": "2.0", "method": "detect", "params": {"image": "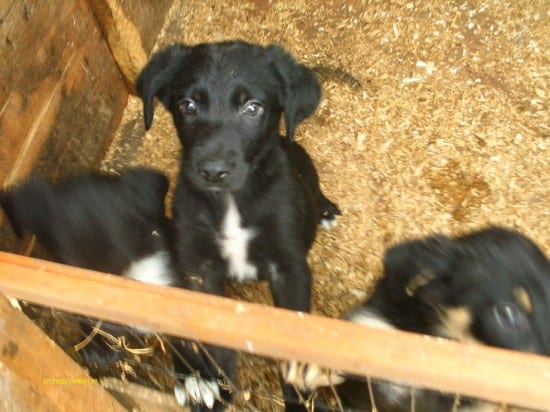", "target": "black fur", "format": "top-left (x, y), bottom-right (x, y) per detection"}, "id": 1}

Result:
top-left (337, 226), bottom-right (550, 411)
top-left (1, 168), bottom-right (173, 275)
top-left (137, 40), bottom-right (340, 411)
top-left (0, 168), bottom-right (180, 367)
